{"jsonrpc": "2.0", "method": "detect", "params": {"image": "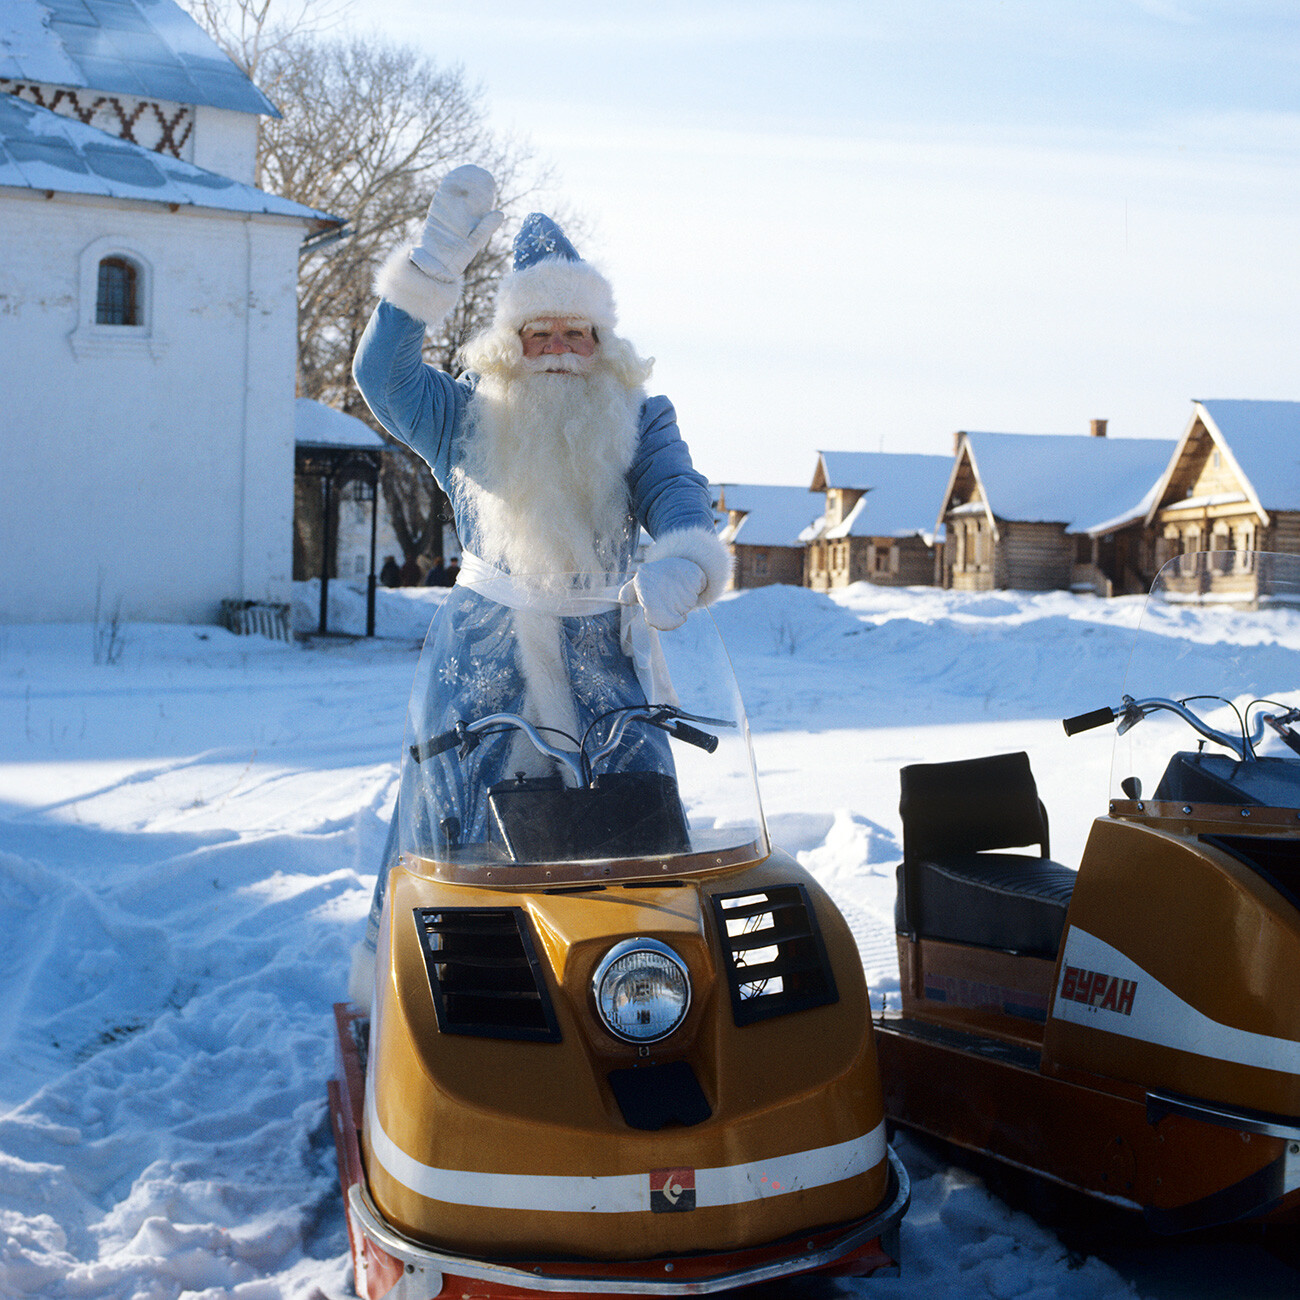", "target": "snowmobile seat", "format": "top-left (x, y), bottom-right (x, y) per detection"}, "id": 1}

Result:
top-left (896, 751), bottom-right (1075, 960)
